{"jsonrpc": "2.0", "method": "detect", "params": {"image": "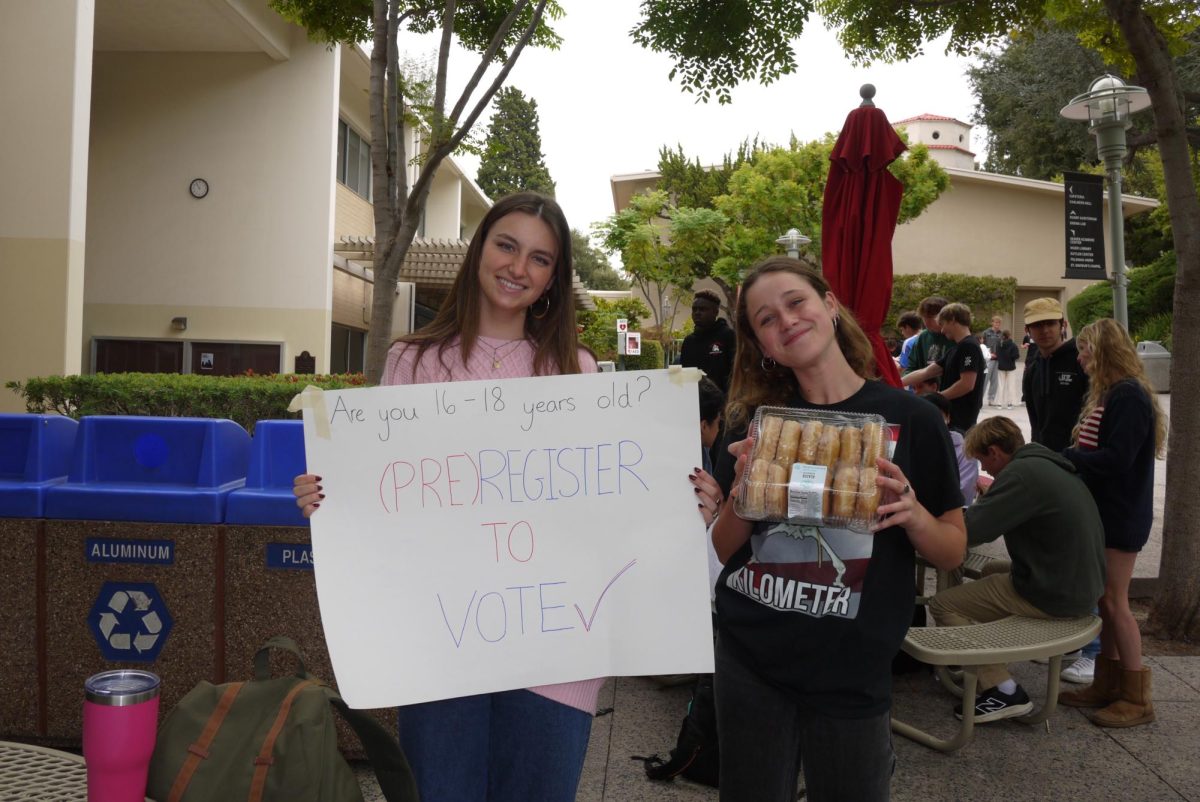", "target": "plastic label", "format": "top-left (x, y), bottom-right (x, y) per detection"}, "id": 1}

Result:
top-left (266, 543), bottom-right (315, 570)
top-left (787, 463), bottom-right (828, 520)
